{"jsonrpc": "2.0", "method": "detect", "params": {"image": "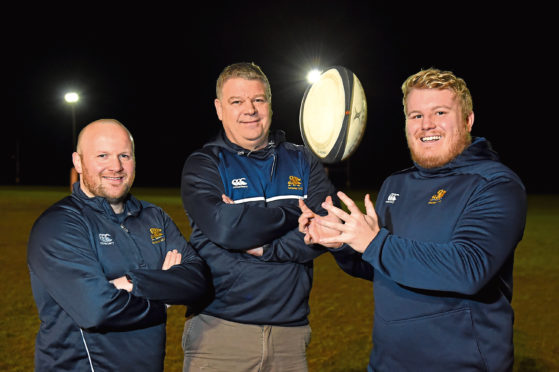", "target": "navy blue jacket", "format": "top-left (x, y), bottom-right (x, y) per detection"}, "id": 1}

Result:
top-left (28, 183), bottom-right (211, 371)
top-left (333, 138), bottom-right (526, 371)
top-left (181, 130), bottom-right (336, 326)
